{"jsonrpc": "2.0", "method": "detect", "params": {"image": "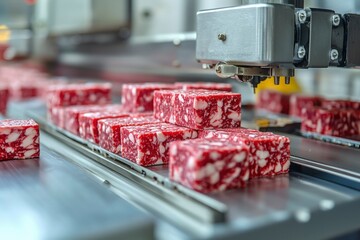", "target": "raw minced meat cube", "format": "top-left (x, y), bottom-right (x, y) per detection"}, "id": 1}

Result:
top-left (289, 95), bottom-right (322, 117)
top-left (200, 129), bottom-right (290, 178)
top-left (0, 85), bottom-right (9, 115)
top-left (46, 83), bottom-right (112, 107)
top-left (301, 107), bottom-right (360, 137)
top-left (0, 119), bottom-right (40, 160)
top-left (98, 116), bottom-right (161, 154)
top-left (154, 90), bottom-right (241, 130)
top-left (175, 82), bottom-right (232, 91)
top-left (256, 90), bottom-right (290, 114)
top-left (63, 104), bottom-right (123, 135)
top-left (47, 106), bottom-right (66, 128)
top-left (121, 123), bottom-right (198, 166)
top-left (121, 83), bottom-right (178, 112)
top-left (79, 110), bottom-right (130, 143)
top-left (321, 99), bottom-right (360, 110)
top-left (169, 138), bottom-right (249, 193)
